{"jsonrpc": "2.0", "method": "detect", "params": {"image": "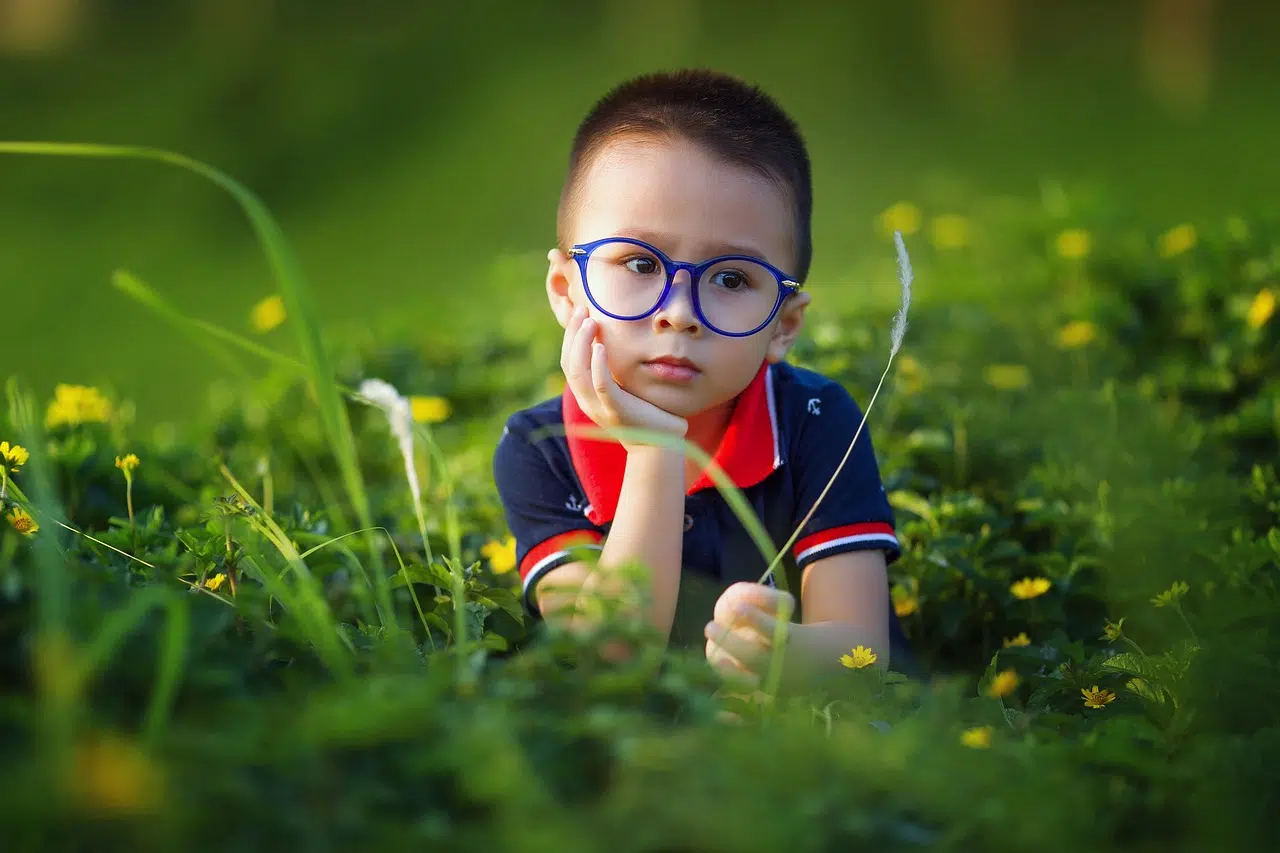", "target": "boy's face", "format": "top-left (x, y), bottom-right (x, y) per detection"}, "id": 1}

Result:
top-left (547, 135), bottom-right (811, 419)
